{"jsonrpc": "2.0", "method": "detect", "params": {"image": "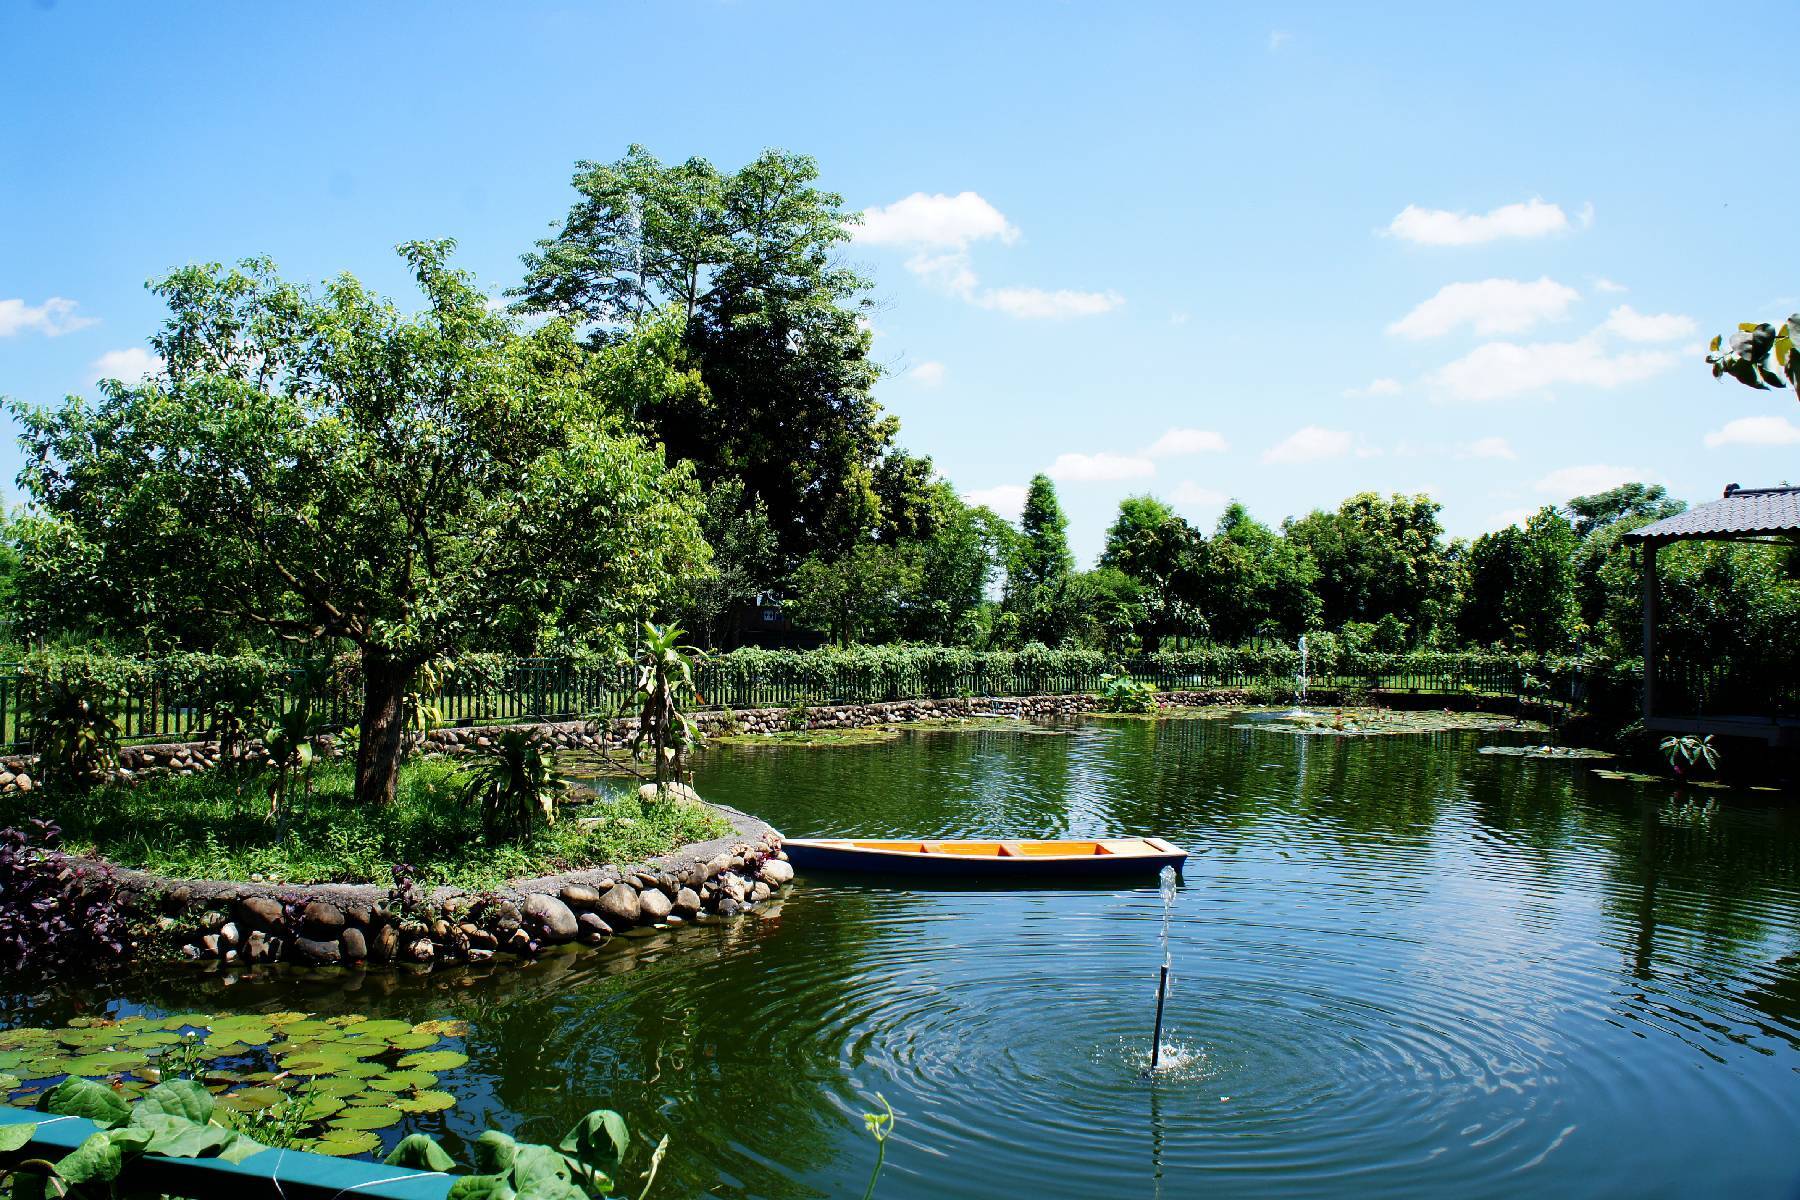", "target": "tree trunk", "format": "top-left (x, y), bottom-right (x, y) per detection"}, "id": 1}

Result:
top-left (355, 650), bottom-right (412, 807)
